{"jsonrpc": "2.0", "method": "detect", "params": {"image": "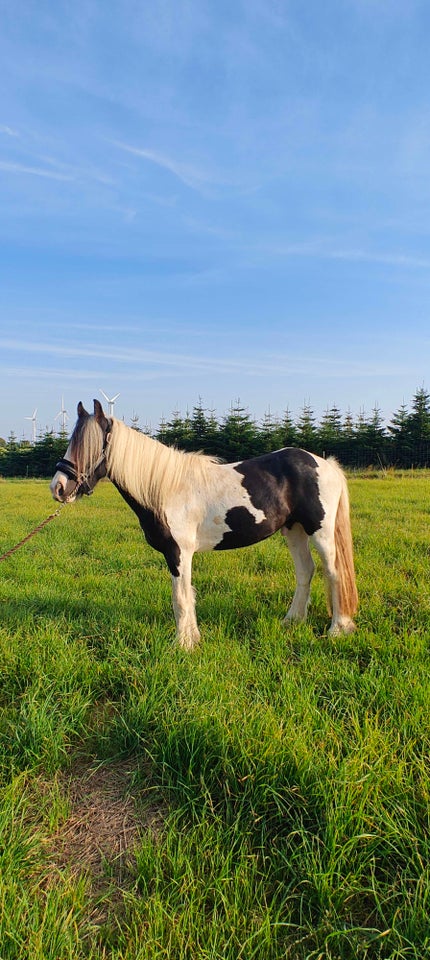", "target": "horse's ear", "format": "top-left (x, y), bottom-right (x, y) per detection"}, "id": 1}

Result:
top-left (77, 402), bottom-right (89, 418)
top-left (93, 399), bottom-right (106, 422)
